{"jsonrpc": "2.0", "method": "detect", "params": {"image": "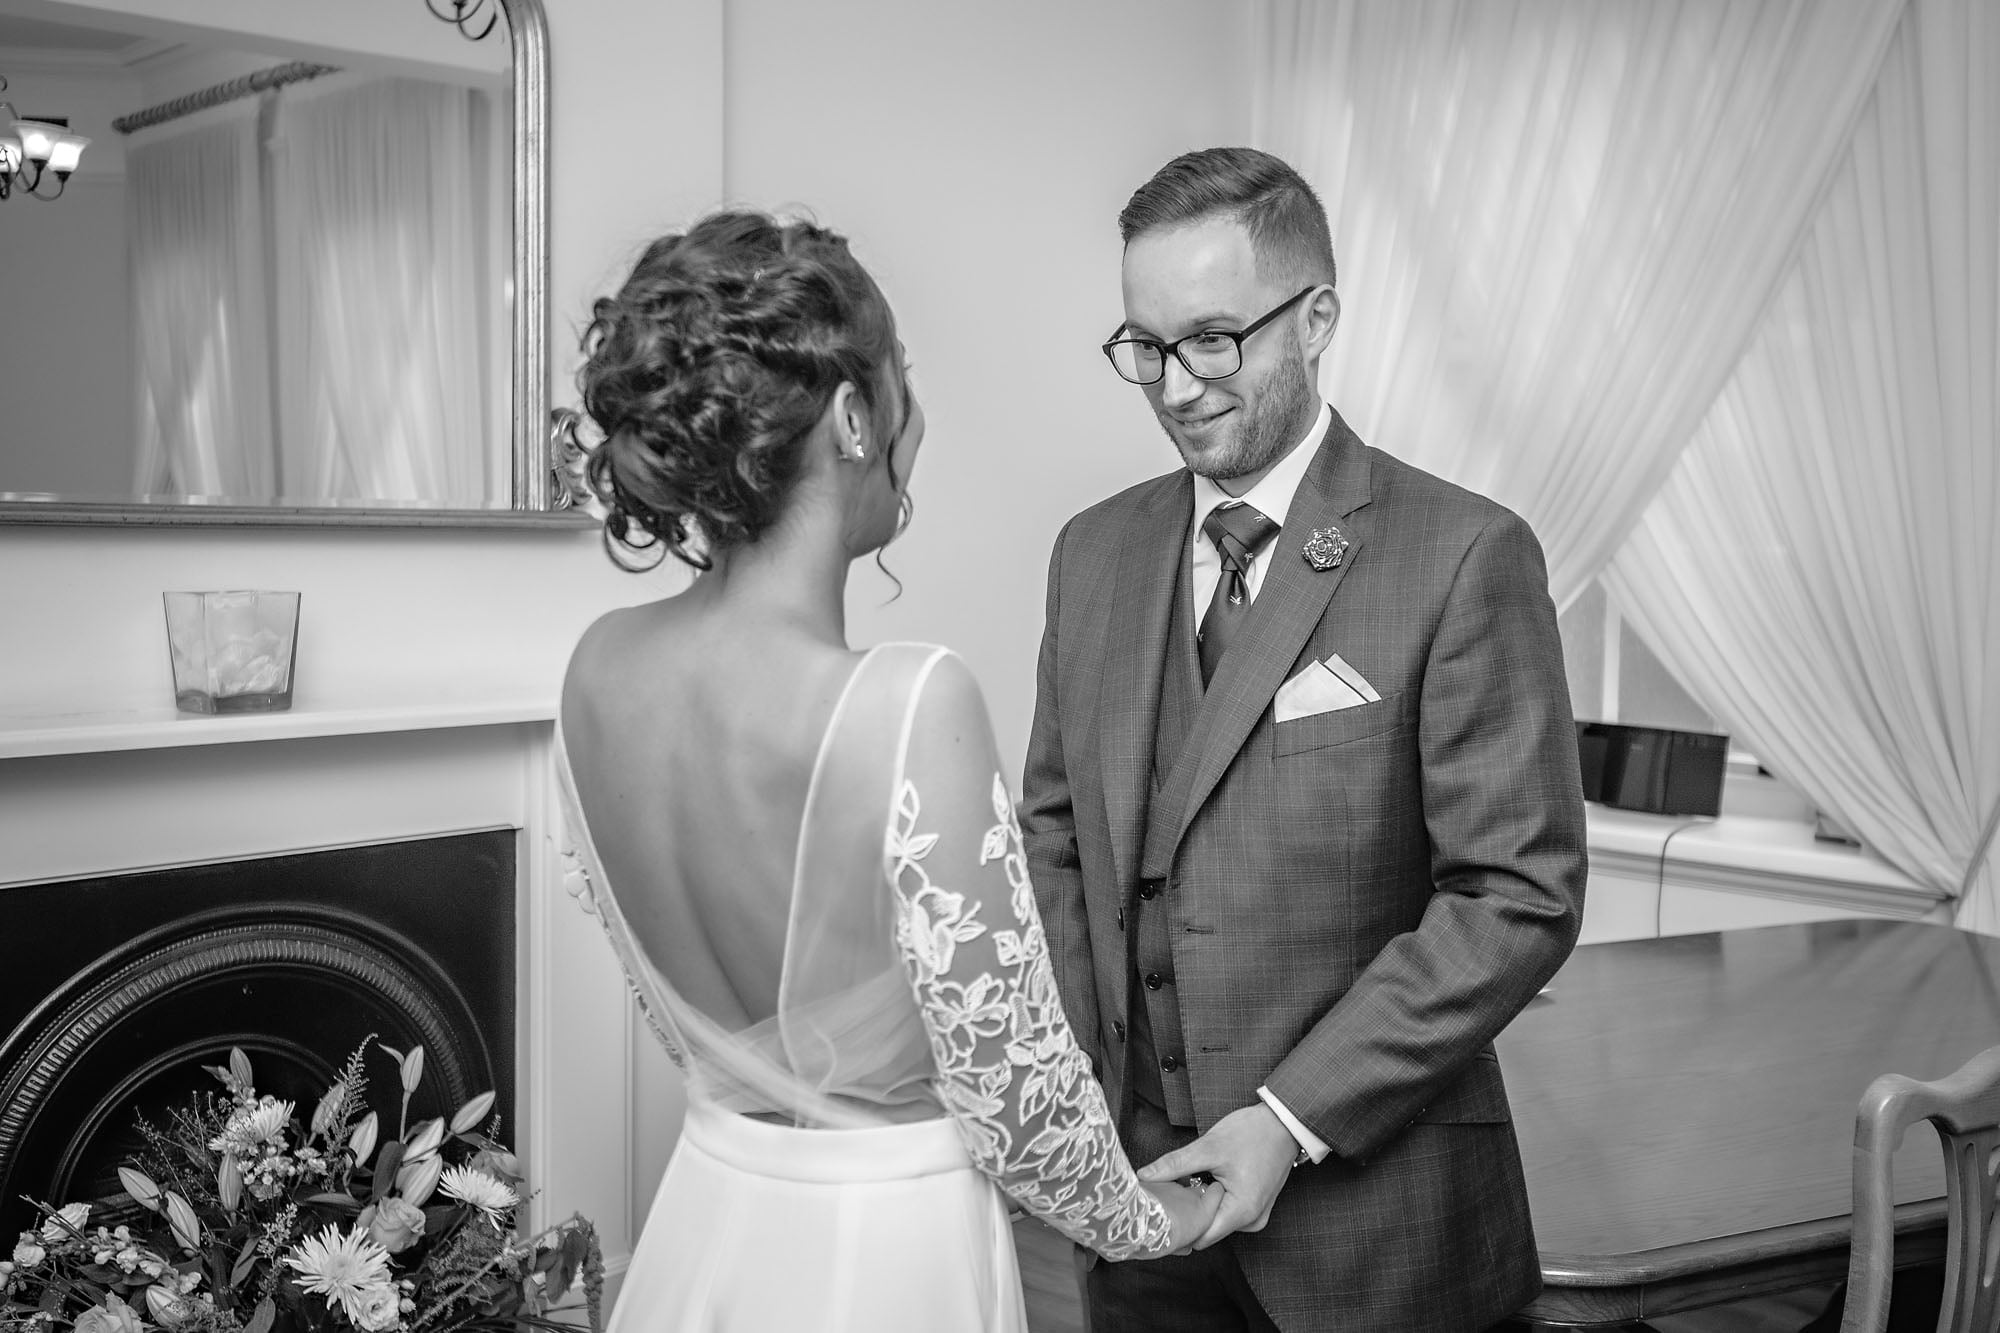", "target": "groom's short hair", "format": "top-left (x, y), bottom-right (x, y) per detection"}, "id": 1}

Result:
top-left (1118, 147), bottom-right (1336, 291)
